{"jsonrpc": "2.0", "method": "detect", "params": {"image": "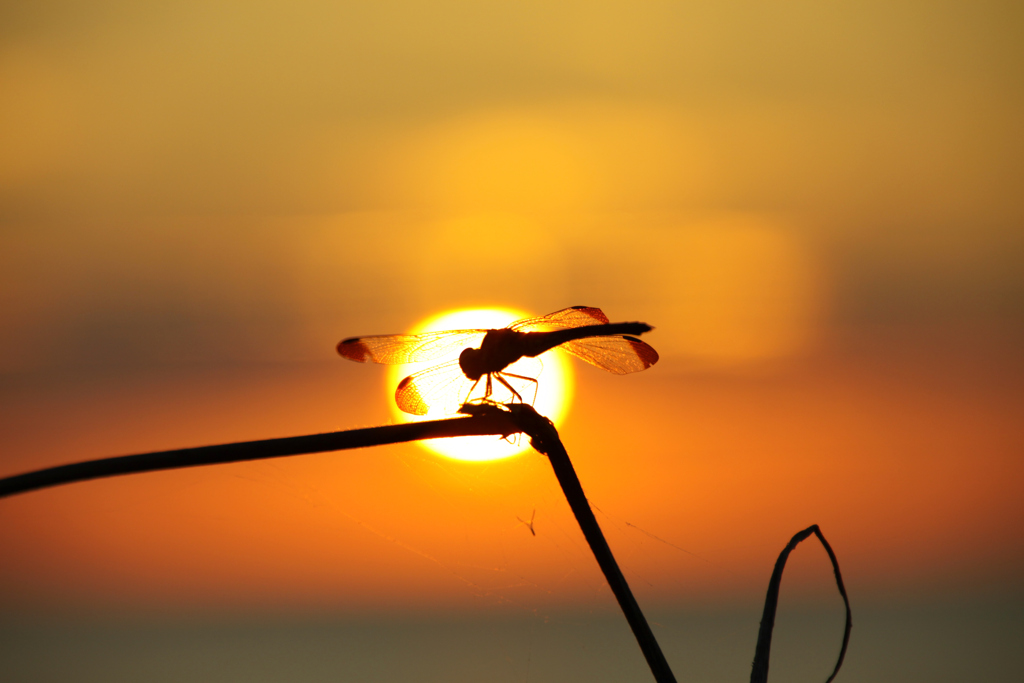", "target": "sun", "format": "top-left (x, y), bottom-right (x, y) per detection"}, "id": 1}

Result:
top-left (386, 307), bottom-right (575, 462)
